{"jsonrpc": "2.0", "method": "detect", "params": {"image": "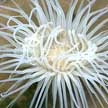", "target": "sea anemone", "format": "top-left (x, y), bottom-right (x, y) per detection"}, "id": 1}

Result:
top-left (0, 0), bottom-right (108, 108)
